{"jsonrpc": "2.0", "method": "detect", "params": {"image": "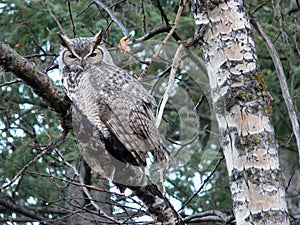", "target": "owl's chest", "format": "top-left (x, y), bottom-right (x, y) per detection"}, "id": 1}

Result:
top-left (66, 68), bottom-right (144, 117)
top-left (63, 72), bottom-right (82, 101)
top-left (67, 74), bottom-right (113, 115)
top-left (70, 77), bottom-right (100, 111)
